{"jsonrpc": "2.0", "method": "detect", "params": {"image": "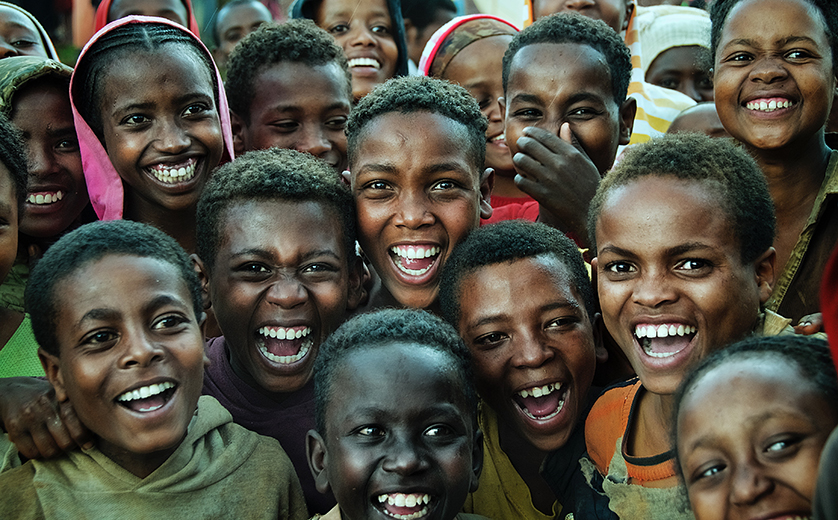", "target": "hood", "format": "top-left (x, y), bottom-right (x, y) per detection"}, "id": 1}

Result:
top-left (0, 2), bottom-right (59, 60)
top-left (0, 56), bottom-right (72, 117)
